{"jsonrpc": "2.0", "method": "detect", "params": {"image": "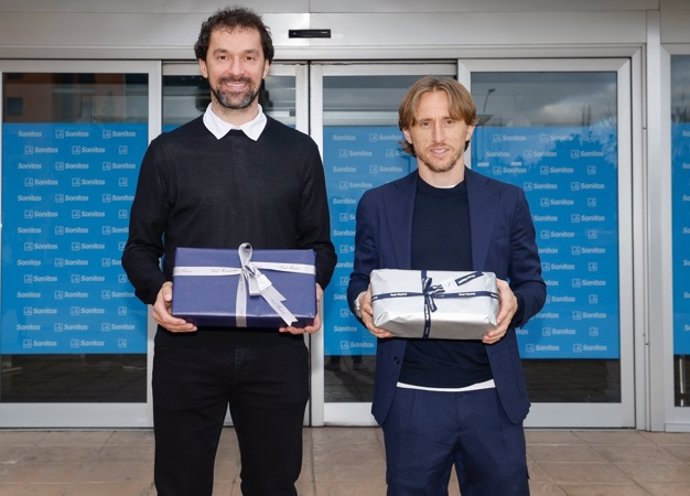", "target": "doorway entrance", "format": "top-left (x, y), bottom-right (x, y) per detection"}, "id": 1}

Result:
top-left (0, 59), bottom-right (636, 428)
